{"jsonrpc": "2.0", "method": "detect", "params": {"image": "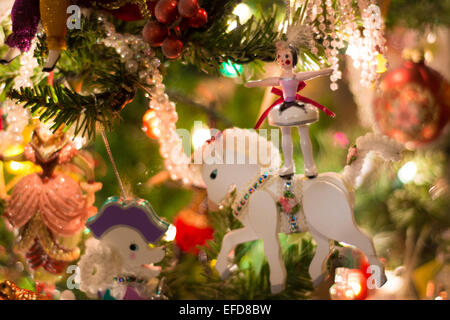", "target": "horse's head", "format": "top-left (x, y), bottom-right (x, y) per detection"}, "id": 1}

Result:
top-left (191, 128), bottom-right (281, 204)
